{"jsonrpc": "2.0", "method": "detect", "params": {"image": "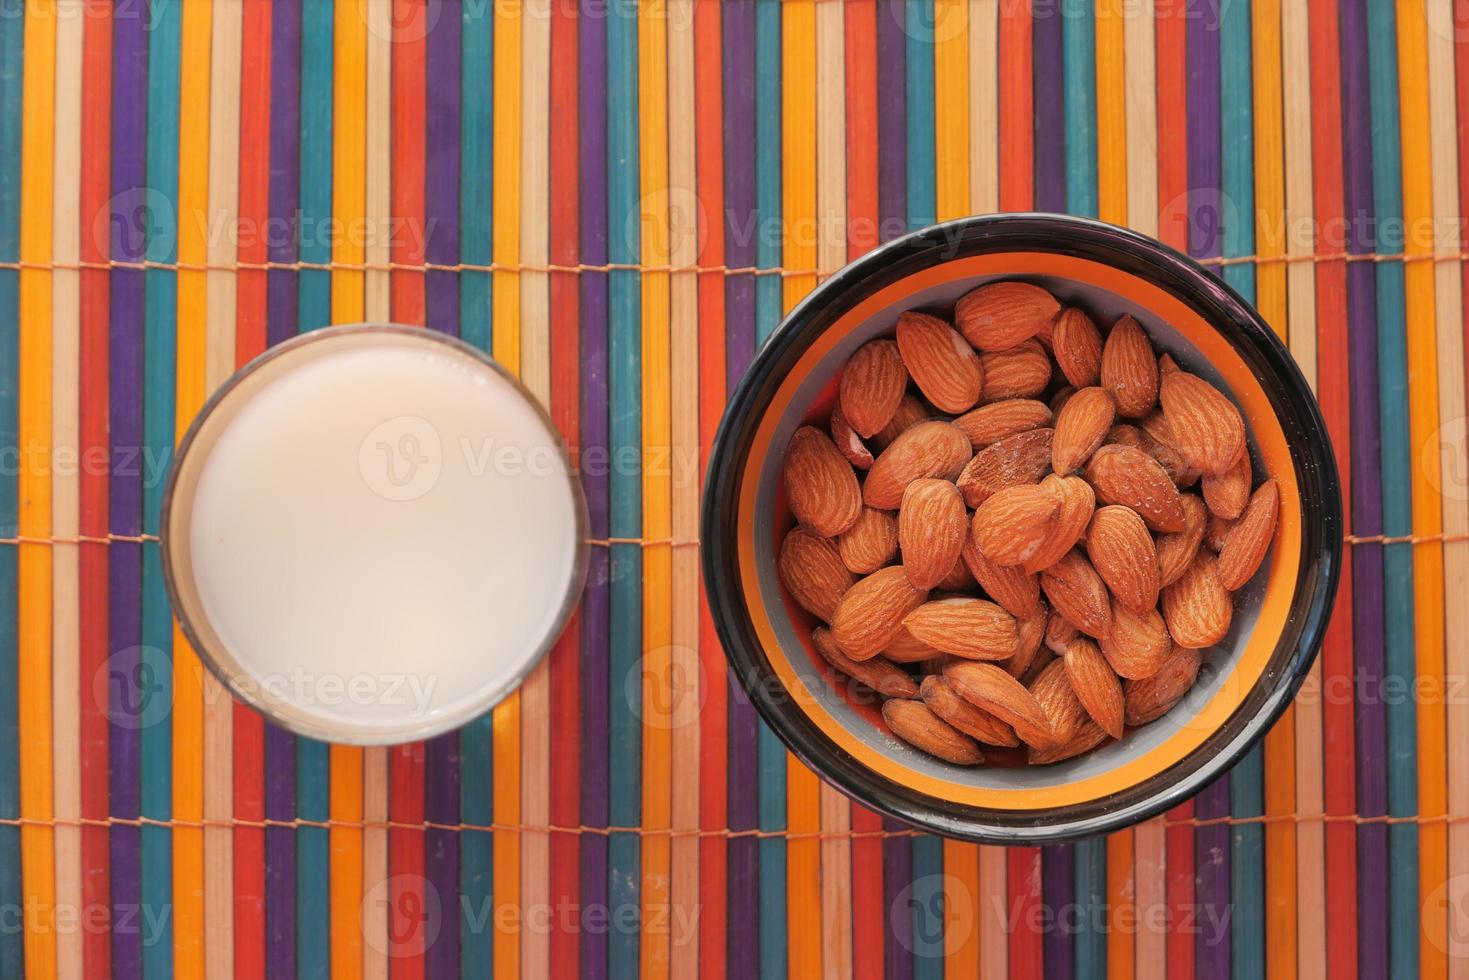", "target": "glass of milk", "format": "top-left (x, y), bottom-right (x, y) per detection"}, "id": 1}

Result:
top-left (161, 324), bottom-right (588, 744)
